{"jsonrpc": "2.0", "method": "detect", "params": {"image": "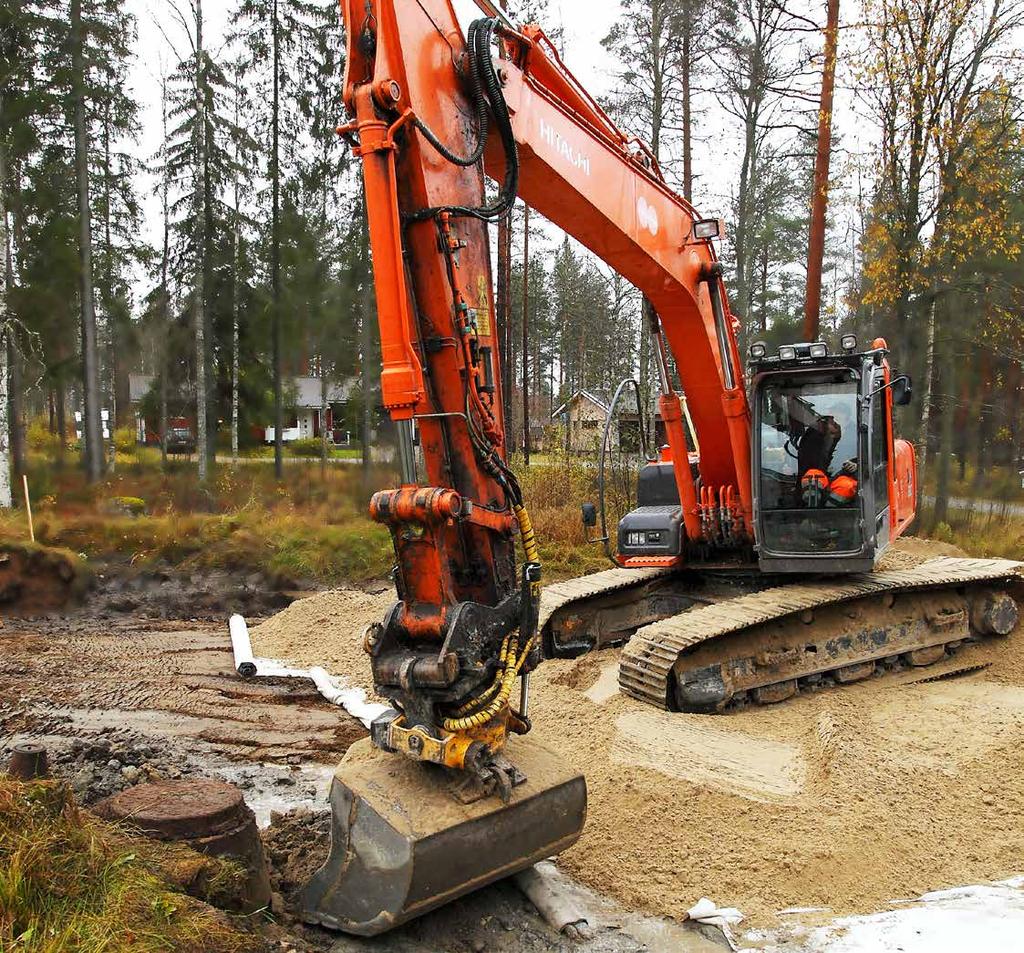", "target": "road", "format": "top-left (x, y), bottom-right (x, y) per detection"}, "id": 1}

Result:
top-left (924, 495), bottom-right (1024, 519)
